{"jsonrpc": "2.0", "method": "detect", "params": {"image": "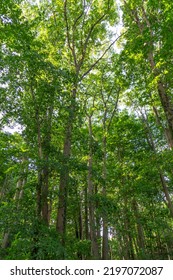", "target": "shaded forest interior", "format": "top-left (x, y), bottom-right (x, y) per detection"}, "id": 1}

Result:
top-left (1, 0), bottom-right (173, 260)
